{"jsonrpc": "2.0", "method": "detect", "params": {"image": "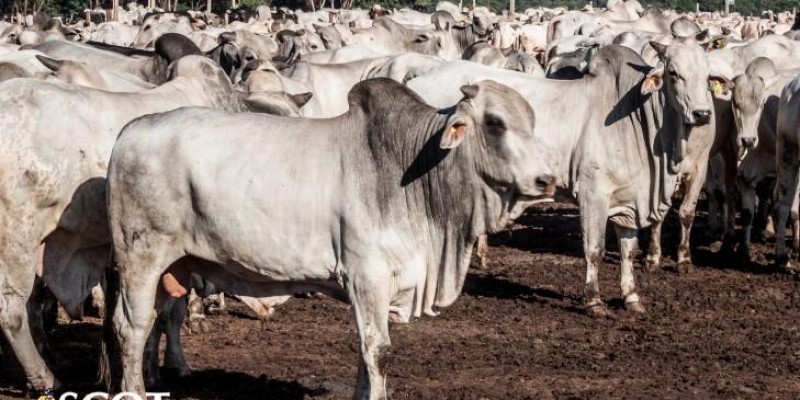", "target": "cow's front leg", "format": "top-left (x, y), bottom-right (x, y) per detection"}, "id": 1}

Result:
top-left (752, 178), bottom-right (775, 243)
top-left (739, 181), bottom-right (757, 262)
top-left (616, 226), bottom-right (644, 313)
top-left (720, 149), bottom-right (739, 256)
top-left (347, 263), bottom-right (391, 400)
top-left (580, 191), bottom-right (610, 317)
top-left (644, 219), bottom-right (662, 272)
top-left (676, 164), bottom-right (707, 273)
